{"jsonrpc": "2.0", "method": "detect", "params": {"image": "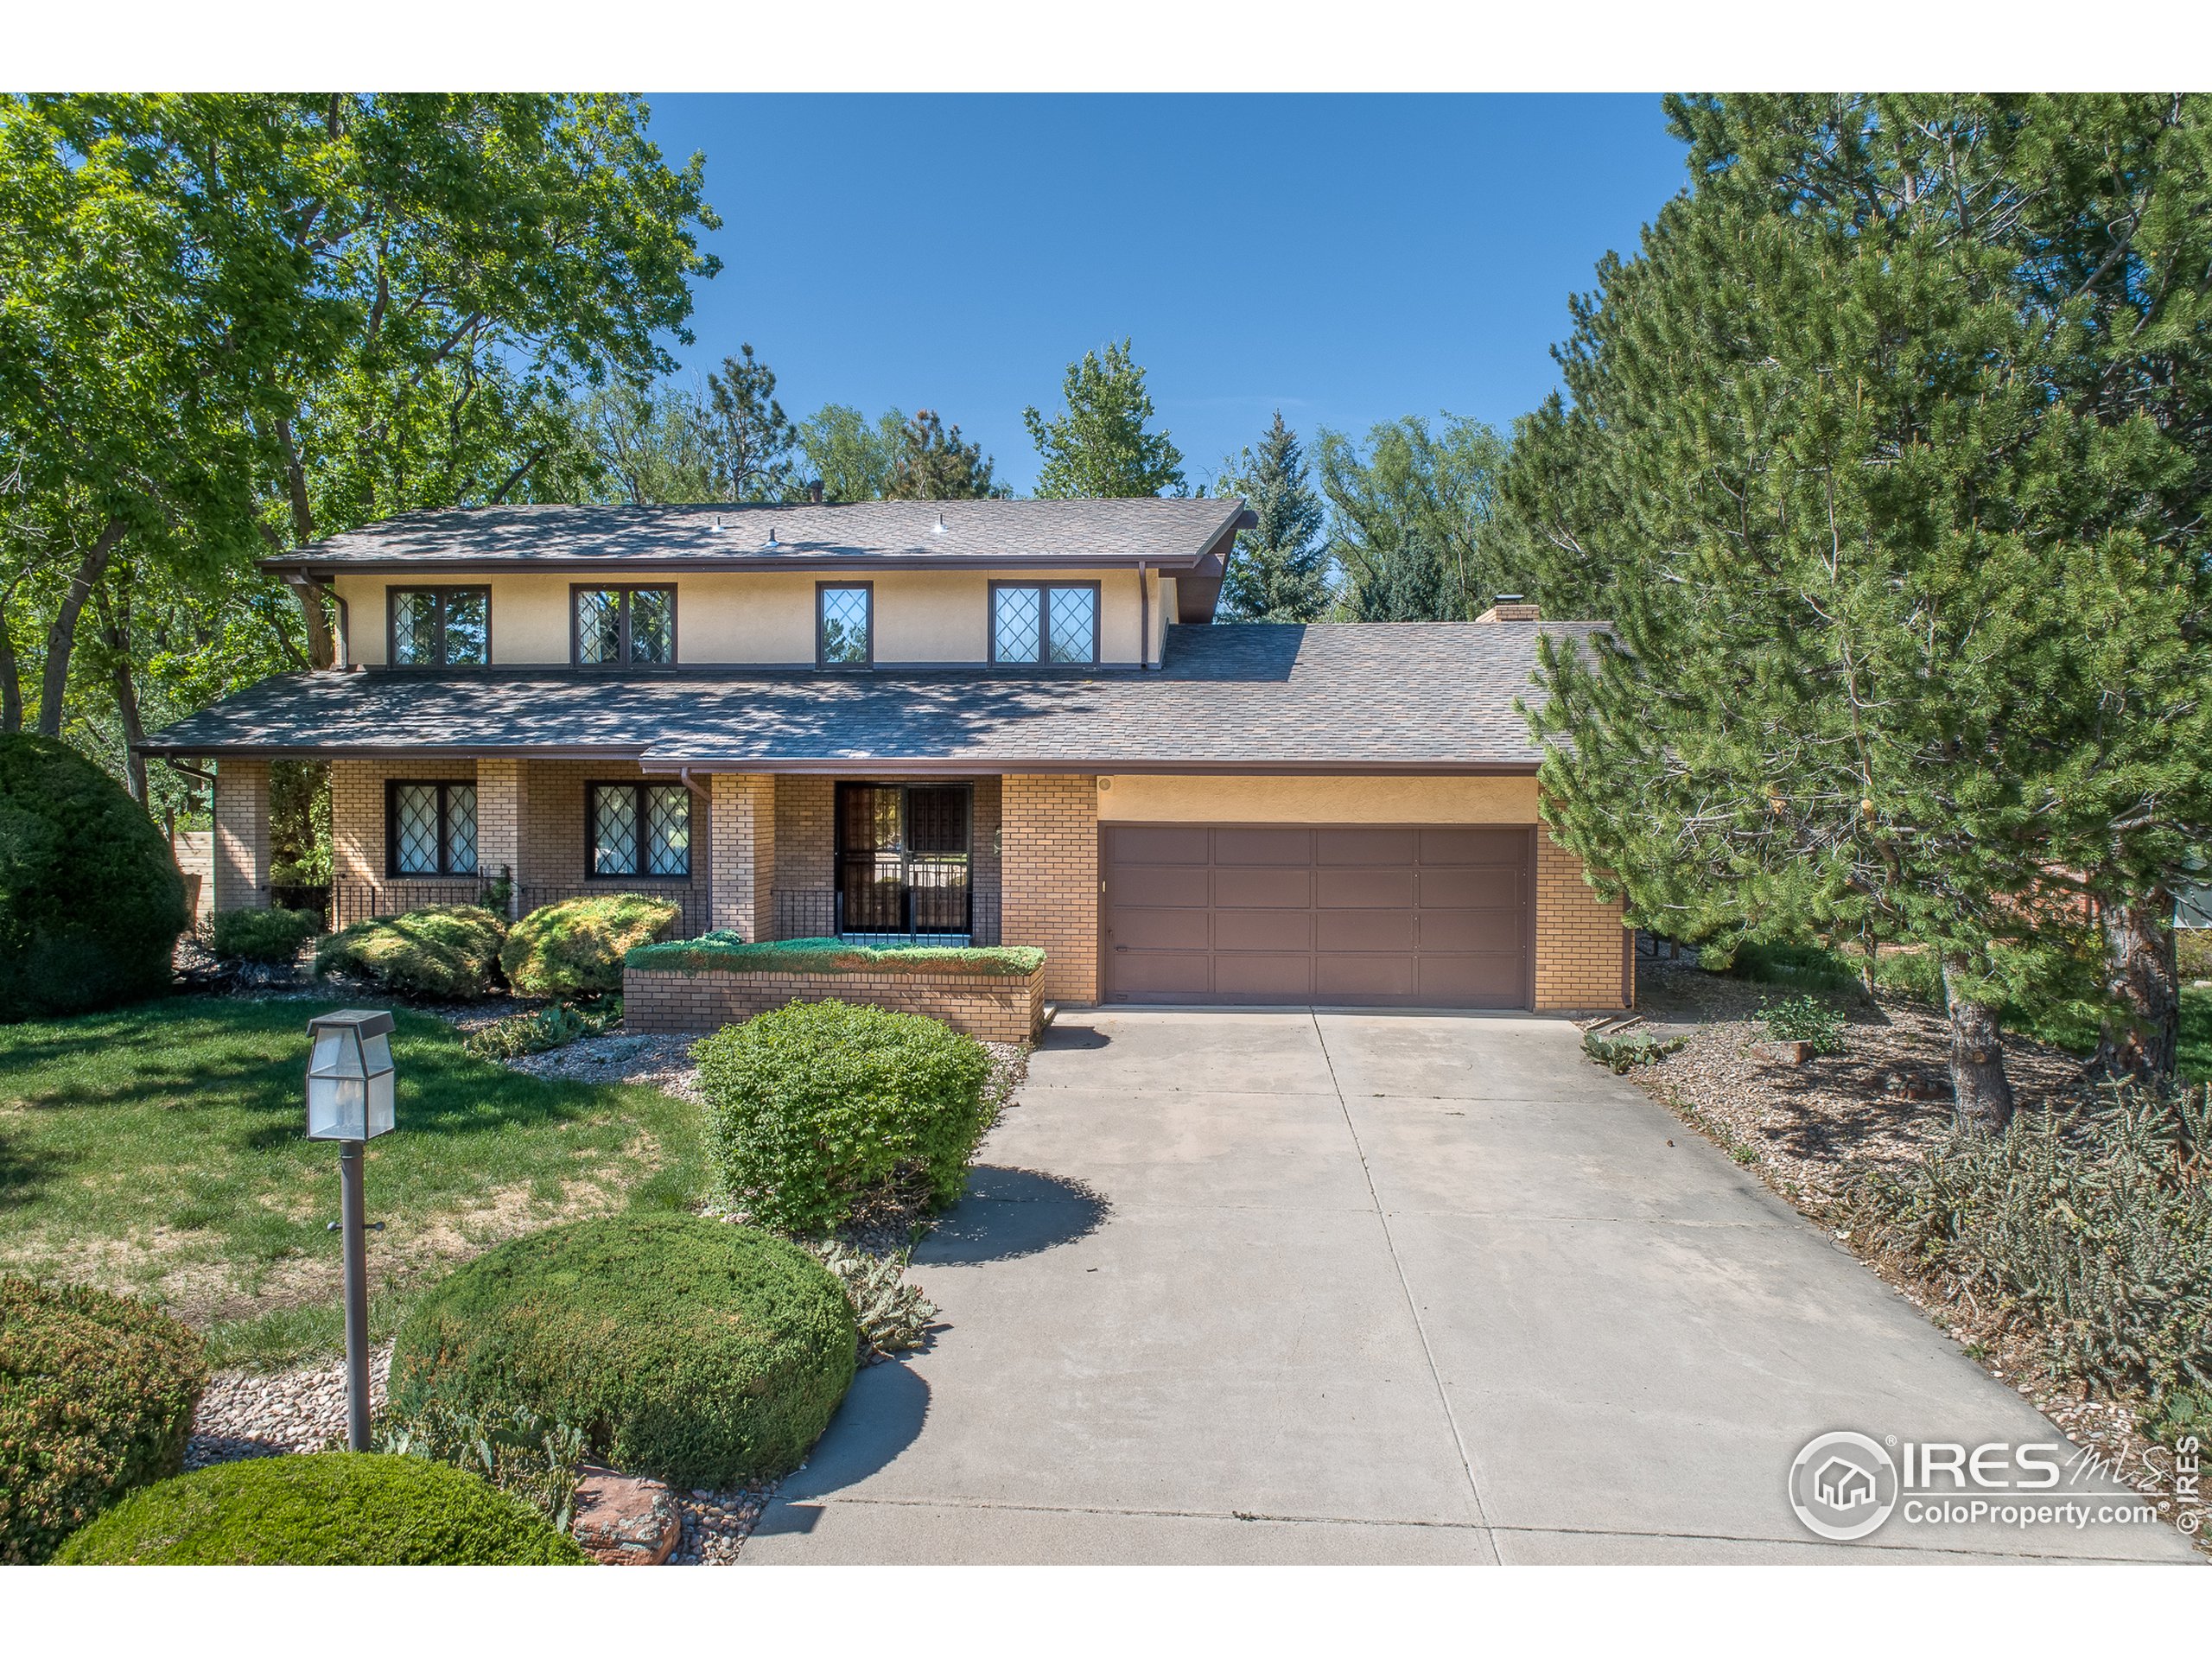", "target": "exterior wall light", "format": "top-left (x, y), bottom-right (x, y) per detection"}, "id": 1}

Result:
top-left (304, 1009), bottom-right (397, 1451)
